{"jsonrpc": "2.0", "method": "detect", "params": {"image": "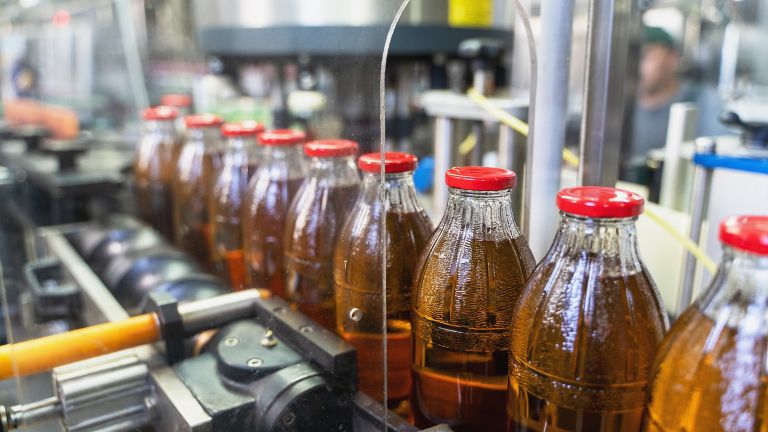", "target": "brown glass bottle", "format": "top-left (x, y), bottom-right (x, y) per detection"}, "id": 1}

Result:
top-left (334, 152), bottom-right (433, 406)
top-left (210, 121), bottom-right (264, 290)
top-left (411, 167), bottom-right (535, 432)
top-left (283, 140), bottom-right (360, 330)
top-left (173, 114), bottom-right (224, 269)
top-left (134, 106), bottom-right (178, 240)
top-left (644, 216), bottom-right (768, 432)
top-left (243, 129), bottom-right (307, 297)
top-left (508, 187), bottom-right (668, 432)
